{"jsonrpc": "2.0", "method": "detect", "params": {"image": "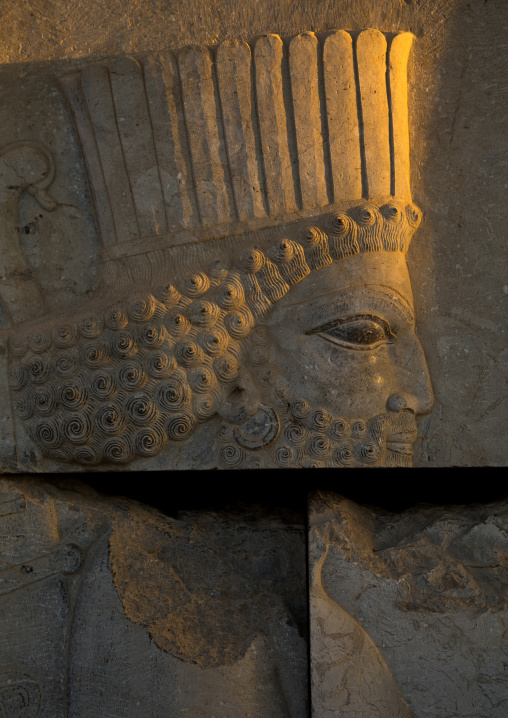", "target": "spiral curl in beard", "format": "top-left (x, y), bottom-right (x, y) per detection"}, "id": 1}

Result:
top-left (246, 454), bottom-right (264, 469)
top-left (156, 283), bottom-right (181, 307)
top-left (34, 417), bottom-right (62, 449)
top-left (105, 306), bottom-right (128, 331)
top-left (283, 421), bottom-right (309, 446)
top-left (406, 203), bottom-right (422, 229)
top-left (80, 313), bottom-right (104, 338)
top-left (29, 331), bottom-right (51, 354)
top-left (157, 372), bottom-right (189, 411)
top-left (60, 379), bottom-right (87, 410)
top-left (128, 293), bottom-right (157, 322)
top-left (47, 446), bottom-right (73, 463)
top-left (175, 339), bottom-right (203, 368)
top-left (257, 365), bottom-right (277, 388)
top-left (183, 272), bottom-right (210, 298)
top-left (9, 334), bottom-right (28, 357)
top-left (217, 423), bottom-right (233, 441)
top-left (34, 385), bottom-right (57, 416)
top-left (332, 443), bottom-right (355, 466)
top-left (8, 365), bottom-right (27, 390)
top-left (200, 325), bottom-right (229, 356)
top-left (135, 424), bottom-right (166, 456)
top-left (139, 323), bottom-right (167, 349)
top-left (74, 444), bottom-right (101, 465)
top-left (220, 444), bottom-right (245, 468)
top-left (272, 379), bottom-right (290, 404)
top-left (351, 420), bottom-right (367, 438)
top-left (328, 419), bottom-right (349, 440)
top-left (310, 409), bottom-right (332, 430)
top-left (165, 311), bottom-right (191, 339)
top-left (247, 345), bottom-right (270, 366)
top-left (329, 211), bottom-right (354, 236)
top-left (274, 445), bottom-right (303, 467)
top-left (90, 370), bottom-right (117, 400)
top-left (350, 203), bottom-right (380, 228)
top-left (216, 276), bottom-right (245, 310)
top-left (290, 399), bottom-right (311, 420)
top-left (213, 353), bottom-right (239, 383)
top-left (111, 331), bottom-right (138, 359)
top-left (82, 342), bottom-right (109, 369)
top-left (188, 367), bottom-right (216, 394)
top-left (224, 306), bottom-right (254, 339)
top-left (209, 260), bottom-right (229, 283)
top-left (27, 358), bottom-right (49, 384)
top-left (192, 392), bottom-right (219, 422)
top-left (270, 239), bottom-right (294, 263)
top-left (95, 404), bottom-right (125, 435)
top-left (166, 411), bottom-right (196, 441)
top-left (52, 323), bottom-right (77, 349)
top-left (146, 350), bottom-right (175, 379)
top-left (104, 436), bottom-right (134, 464)
top-left (14, 392), bottom-right (33, 420)
top-left (63, 413), bottom-right (92, 444)
top-left (356, 441), bottom-right (382, 465)
top-left (188, 300), bottom-right (221, 328)
top-left (303, 226), bottom-right (323, 247)
top-left (307, 433), bottom-right (332, 460)
top-left (118, 362), bottom-right (147, 391)
top-left (235, 248), bottom-right (264, 273)
top-left (126, 395), bottom-right (159, 426)
top-left (249, 326), bottom-right (269, 346)
top-left (54, 351), bottom-right (79, 378)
